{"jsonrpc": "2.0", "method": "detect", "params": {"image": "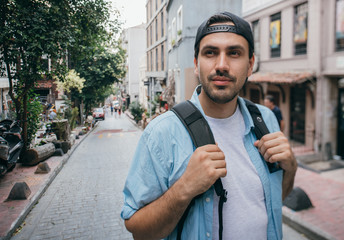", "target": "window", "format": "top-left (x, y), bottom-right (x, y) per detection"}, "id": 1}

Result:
top-left (155, 18), bottom-right (158, 41)
top-left (150, 1), bottom-right (152, 19)
top-left (150, 51), bottom-right (153, 71)
top-left (147, 54), bottom-right (149, 71)
top-left (172, 18), bottom-right (176, 46)
top-left (270, 13), bottom-right (281, 58)
top-left (252, 20), bottom-right (260, 57)
top-left (294, 2), bottom-right (308, 55)
top-left (168, 25), bottom-right (172, 50)
top-left (177, 6), bottom-right (183, 41)
top-left (161, 12), bottom-right (164, 37)
top-left (336, 0), bottom-right (344, 51)
top-left (147, 30), bottom-right (149, 48)
top-left (146, 7), bottom-right (149, 23)
top-left (156, 48), bottom-right (158, 71)
top-left (150, 25), bottom-right (152, 45)
top-left (250, 89), bottom-right (260, 104)
top-left (161, 44), bottom-right (164, 70)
